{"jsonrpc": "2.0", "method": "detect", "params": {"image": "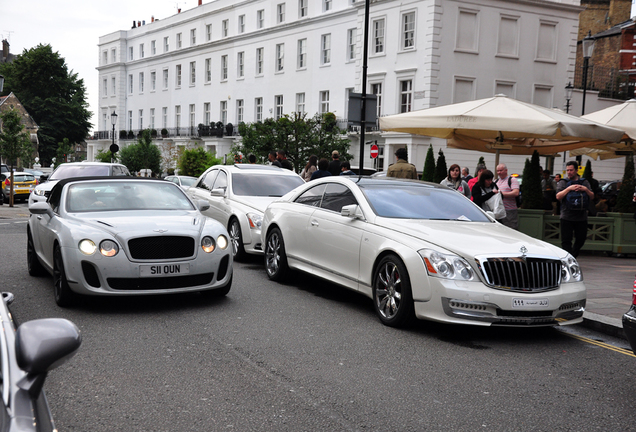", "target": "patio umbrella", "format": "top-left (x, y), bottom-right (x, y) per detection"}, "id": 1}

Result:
top-left (379, 94), bottom-right (625, 165)
top-left (570, 99), bottom-right (636, 160)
